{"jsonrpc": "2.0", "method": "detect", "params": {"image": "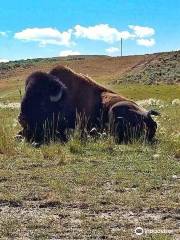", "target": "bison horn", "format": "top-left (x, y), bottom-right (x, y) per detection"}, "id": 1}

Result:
top-left (50, 89), bottom-right (63, 102)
